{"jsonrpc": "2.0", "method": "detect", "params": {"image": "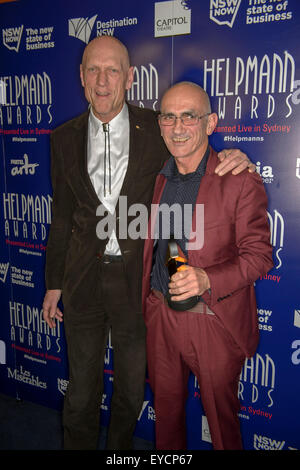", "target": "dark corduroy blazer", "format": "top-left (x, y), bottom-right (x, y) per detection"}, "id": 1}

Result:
top-left (45, 103), bottom-right (169, 313)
